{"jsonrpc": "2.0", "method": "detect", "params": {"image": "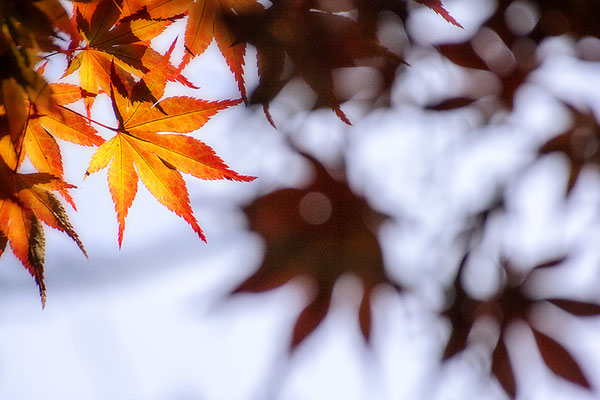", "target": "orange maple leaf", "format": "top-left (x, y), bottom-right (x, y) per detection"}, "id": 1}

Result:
top-left (0, 151), bottom-right (86, 306)
top-left (182, 0), bottom-right (263, 102)
top-left (139, 0), bottom-right (263, 103)
top-left (64, 0), bottom-right (193, 112)
top-left (0, 82), bottom-right (103, 208)
top-left (16, 83), bottom-right (105, 208)
top-left (86, 46), bottom-right (254, 246)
